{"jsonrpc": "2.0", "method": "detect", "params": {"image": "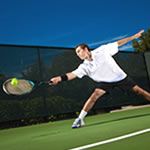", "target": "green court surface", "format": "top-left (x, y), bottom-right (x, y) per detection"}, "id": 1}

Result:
top-left (0, 106), bottom-right (149, 150)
